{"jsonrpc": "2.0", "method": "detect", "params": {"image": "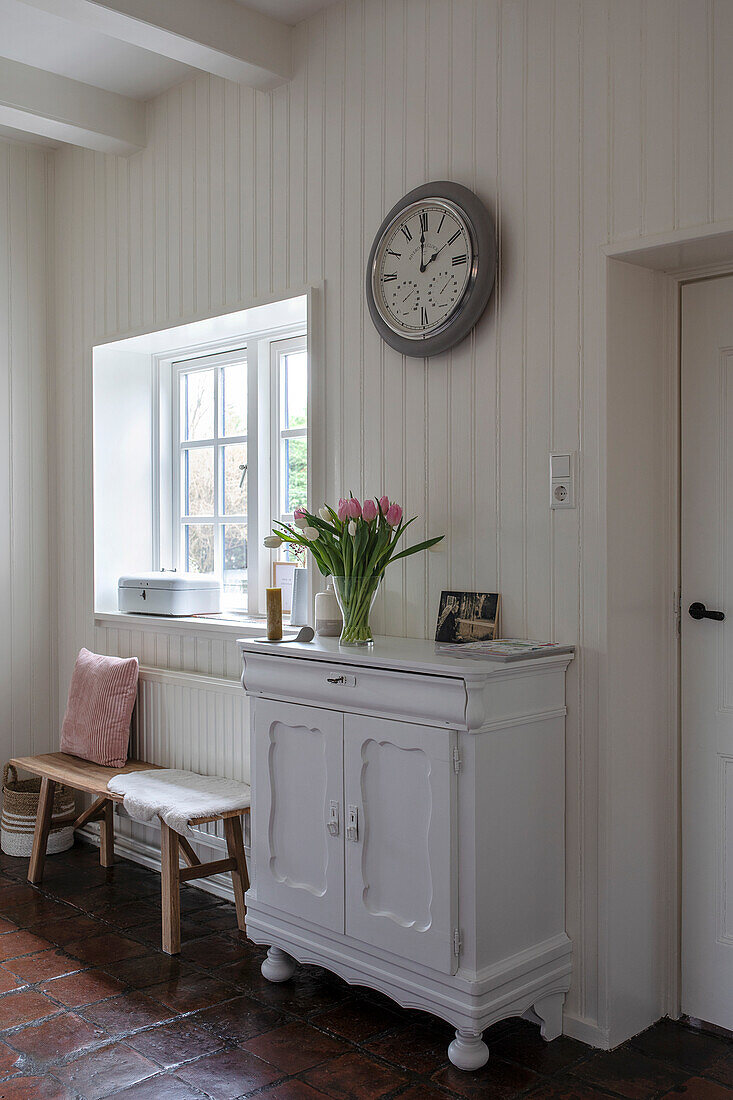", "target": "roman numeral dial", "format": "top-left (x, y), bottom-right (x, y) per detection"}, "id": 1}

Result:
top-left (371, 198), bottom-right (473, 340)
top-left (367, 181), bottom-right (496, 357)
